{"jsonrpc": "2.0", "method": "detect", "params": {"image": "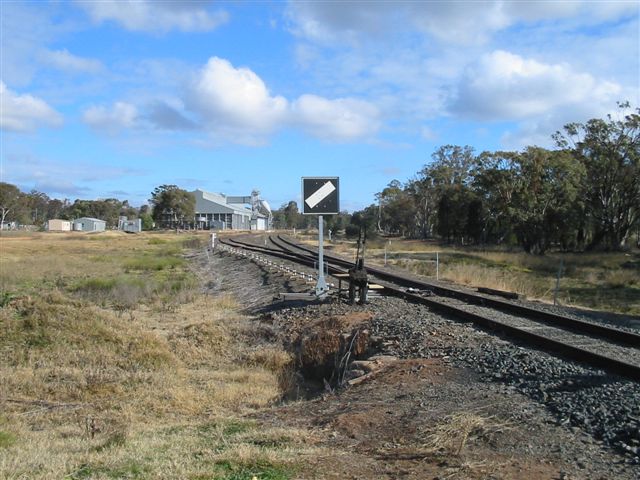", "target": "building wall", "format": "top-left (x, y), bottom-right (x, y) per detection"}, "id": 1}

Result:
top-left (193, 189), bottom-right (252, 230)
top-left (122, 219), bottom-right (142, 233)
top-left (73, 218), bottom-right (106, 232)
top-left (48, 219), bottom-right (71, 231)
top-left (250, 218), bottom-right (267, 231)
